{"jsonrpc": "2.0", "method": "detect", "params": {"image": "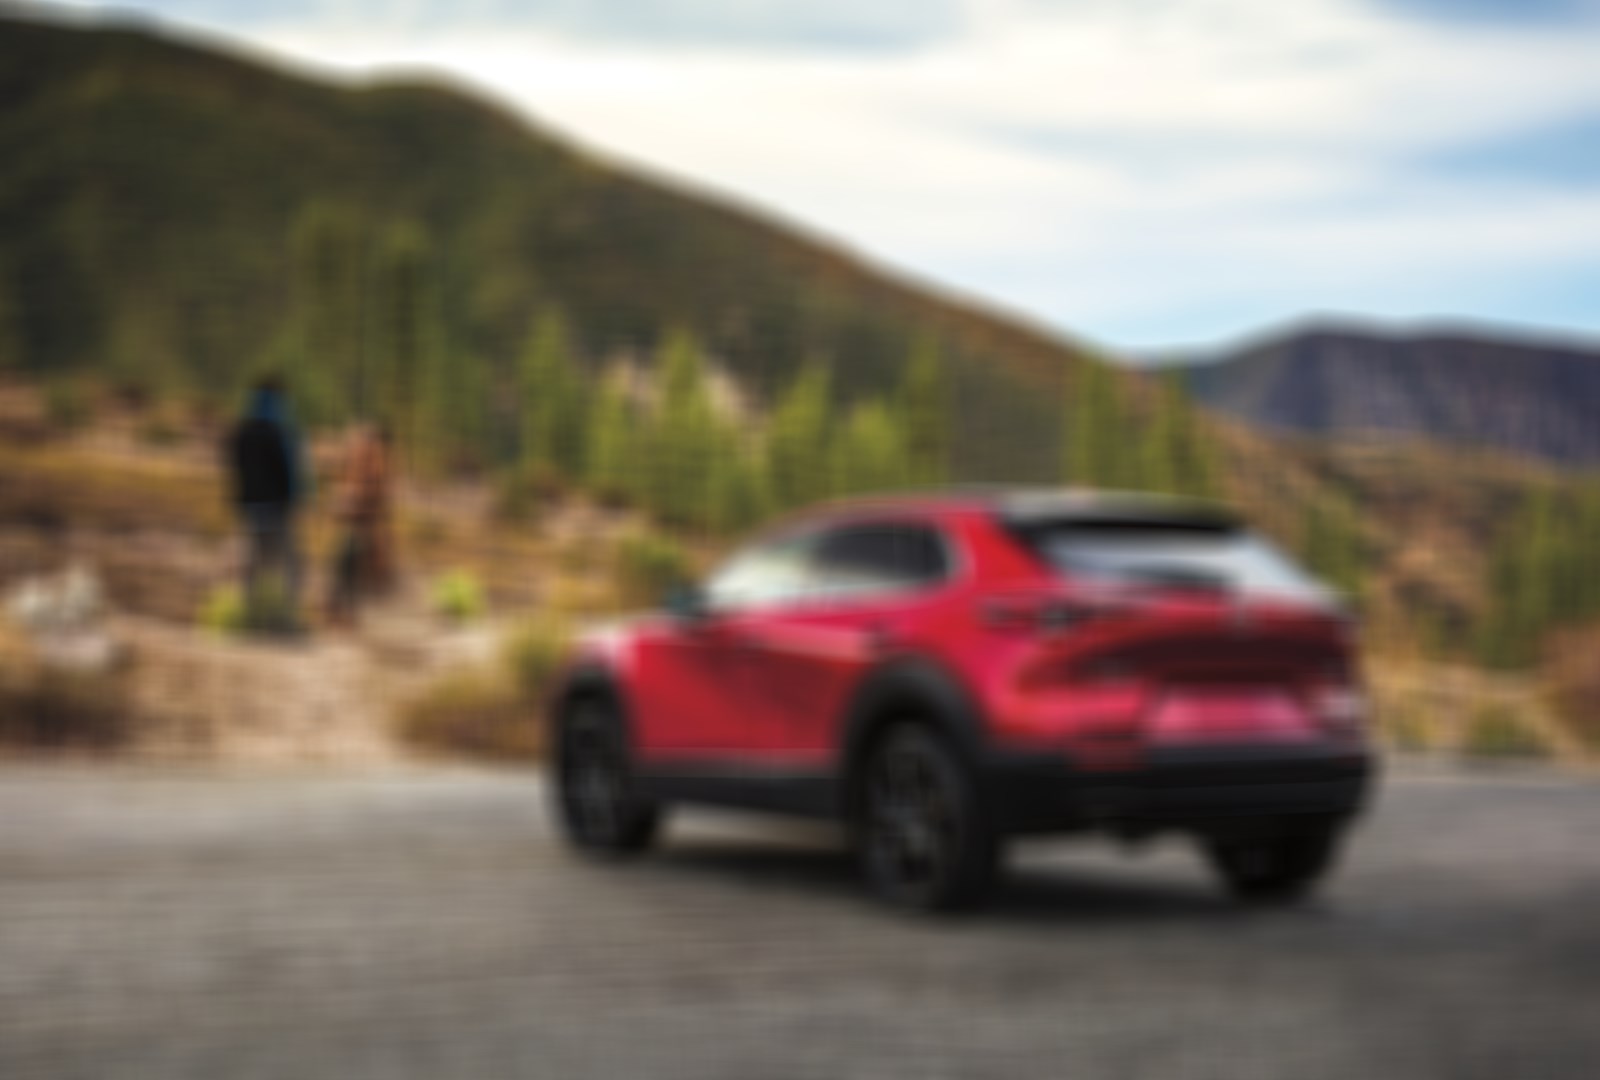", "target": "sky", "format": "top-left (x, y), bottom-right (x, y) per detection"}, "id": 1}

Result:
top-left (36, 0), bottom-right (1600, 354)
